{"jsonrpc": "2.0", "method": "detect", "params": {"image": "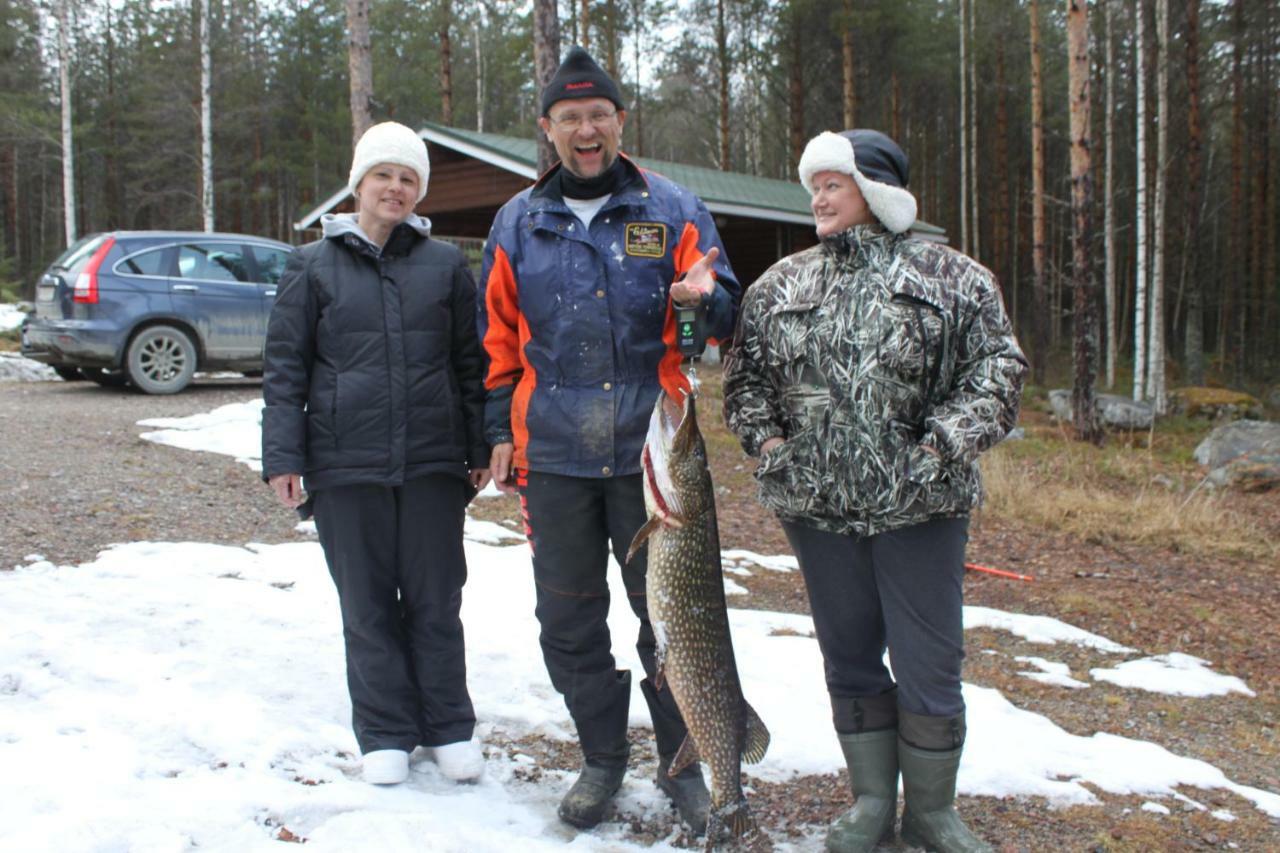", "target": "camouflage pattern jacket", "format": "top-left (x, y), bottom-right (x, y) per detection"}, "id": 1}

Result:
top-left (723, 225), bottom-right (1028, 537)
